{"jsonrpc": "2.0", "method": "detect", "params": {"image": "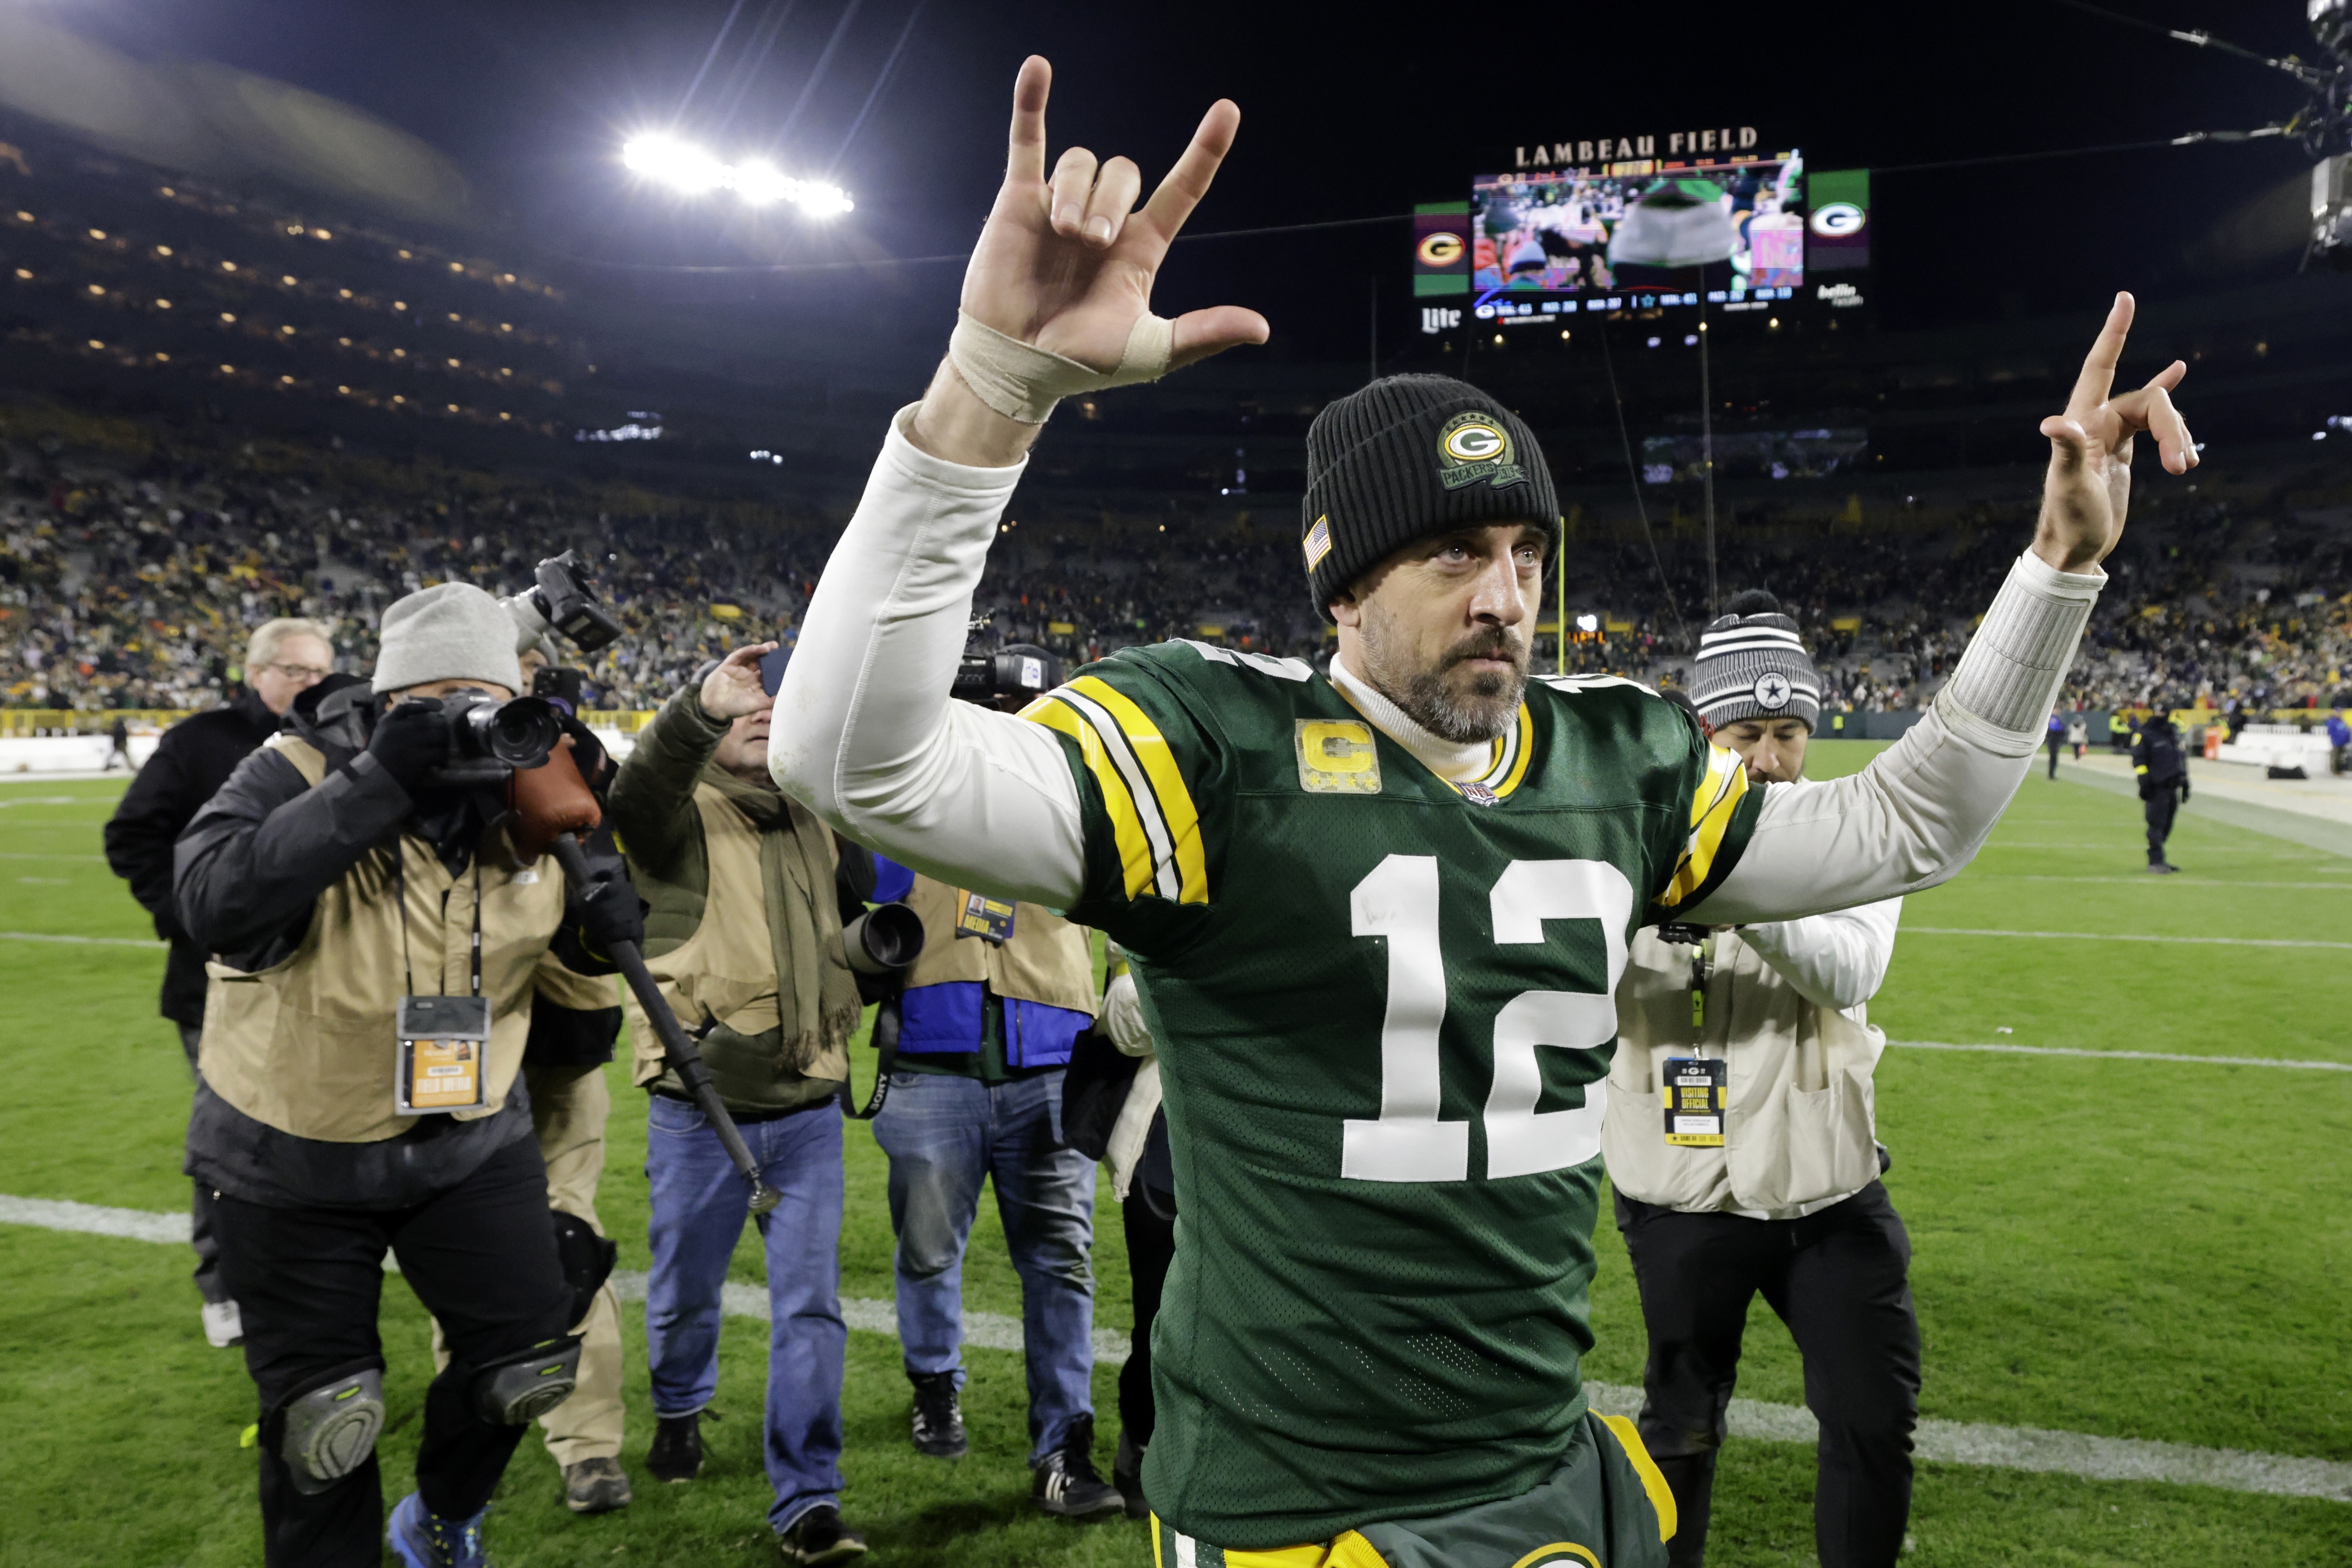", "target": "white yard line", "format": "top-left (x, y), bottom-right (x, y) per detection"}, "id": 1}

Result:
top-left (1971, 874), bottom-right (2352, 890)
top-left (5, 1194), bottom-right (2347, 1503)
top-left (1904, 926), bottom-right (2352, 950)
top-left (1888, 1040), bottom-right (2352, 1072)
